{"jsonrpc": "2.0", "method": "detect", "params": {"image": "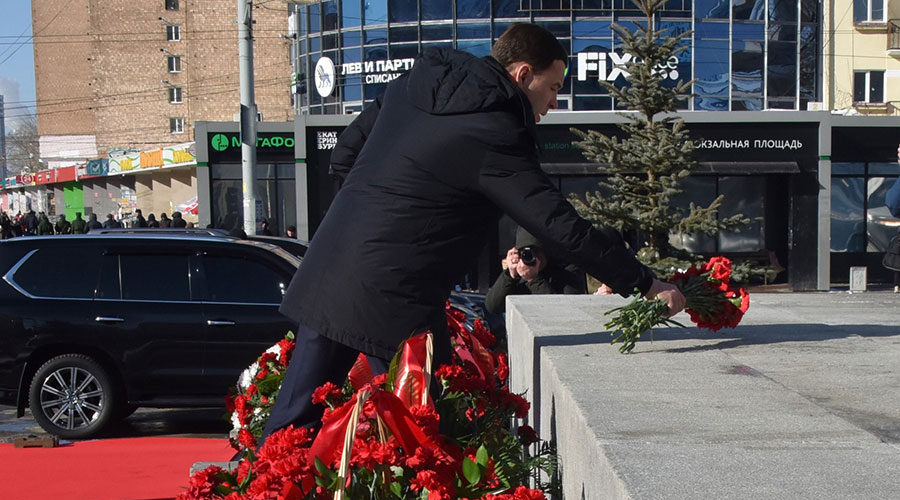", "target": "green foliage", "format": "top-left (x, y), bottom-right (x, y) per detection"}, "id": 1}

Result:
top-left (567, 0), bottom-right (752, 279)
